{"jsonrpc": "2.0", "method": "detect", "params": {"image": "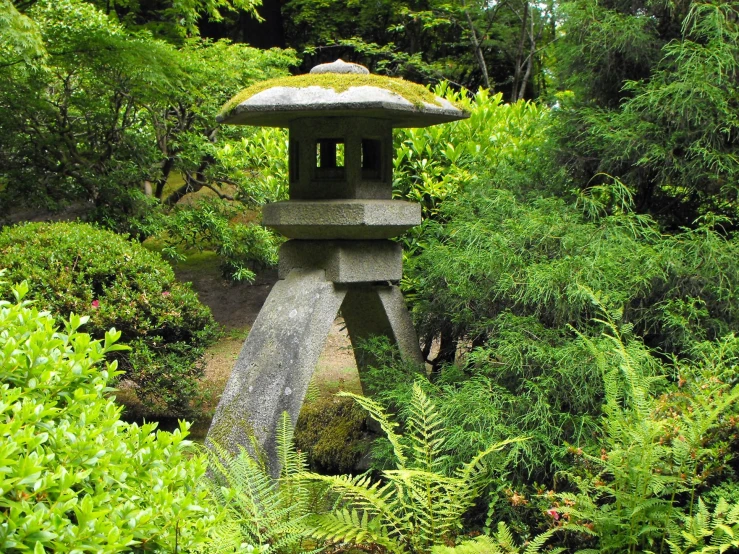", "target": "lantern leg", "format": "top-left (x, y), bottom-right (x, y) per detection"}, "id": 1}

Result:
top-left (341, 284), bottom-right (424, 392)
top-left (207, 268), bottom-right (347, 474)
